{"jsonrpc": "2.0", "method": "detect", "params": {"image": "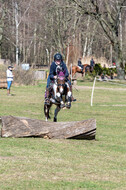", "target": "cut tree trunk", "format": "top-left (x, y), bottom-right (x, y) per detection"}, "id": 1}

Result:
top-left (0, 79), bottom-right (7, 89)
top-left (0, 116), bottom-right (96, 140)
